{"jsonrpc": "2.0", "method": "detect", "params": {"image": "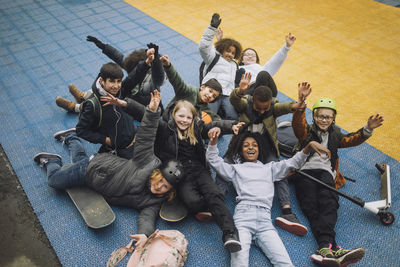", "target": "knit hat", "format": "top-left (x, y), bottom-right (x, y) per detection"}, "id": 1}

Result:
top-left (203, 78), bottom-right (222, 93)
